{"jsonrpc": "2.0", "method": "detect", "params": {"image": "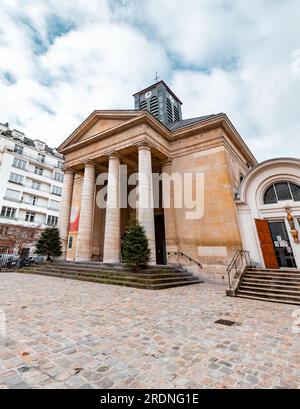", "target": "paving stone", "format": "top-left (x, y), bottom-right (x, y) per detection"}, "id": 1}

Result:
top-left (96, 377), bottom-right (114, 388)
top-left (65, 376), bottom-right (85, 388)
